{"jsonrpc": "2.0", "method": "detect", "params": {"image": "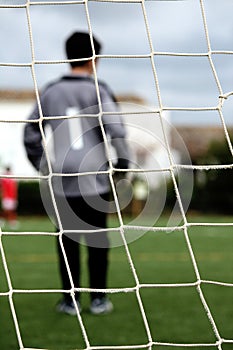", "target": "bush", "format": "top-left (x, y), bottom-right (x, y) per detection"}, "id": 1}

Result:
top-left (193, 136), bottom-right (233, 214)
top-left (18, 181), bottom-right (46, 215)
top-left (165, 135), bottom-right (233, 214)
